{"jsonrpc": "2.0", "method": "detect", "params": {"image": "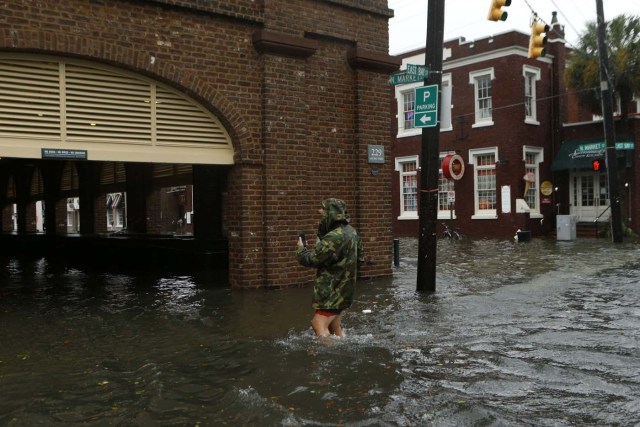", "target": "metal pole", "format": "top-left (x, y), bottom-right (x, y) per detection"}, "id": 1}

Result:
top-left (595, 0), bottom-right (623, 243)
top-left (416, 0), bottom-right (445, 292)
top-left (393, 238), bottom-right (400, 267)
